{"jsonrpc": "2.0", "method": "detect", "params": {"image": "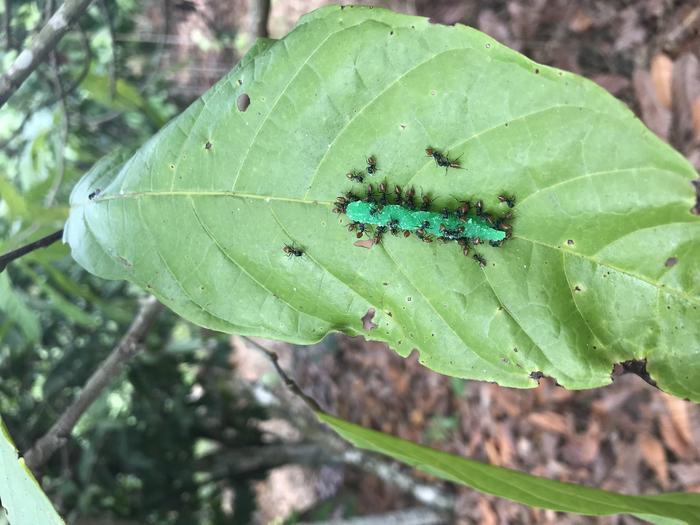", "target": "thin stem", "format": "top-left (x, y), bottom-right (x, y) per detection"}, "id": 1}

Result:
top-left (0, 0), bottom-right (95, 108)
top-left (24, 296), bottom-right (163, 470)
top-left (0, 229), bottom-right (64, 273)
